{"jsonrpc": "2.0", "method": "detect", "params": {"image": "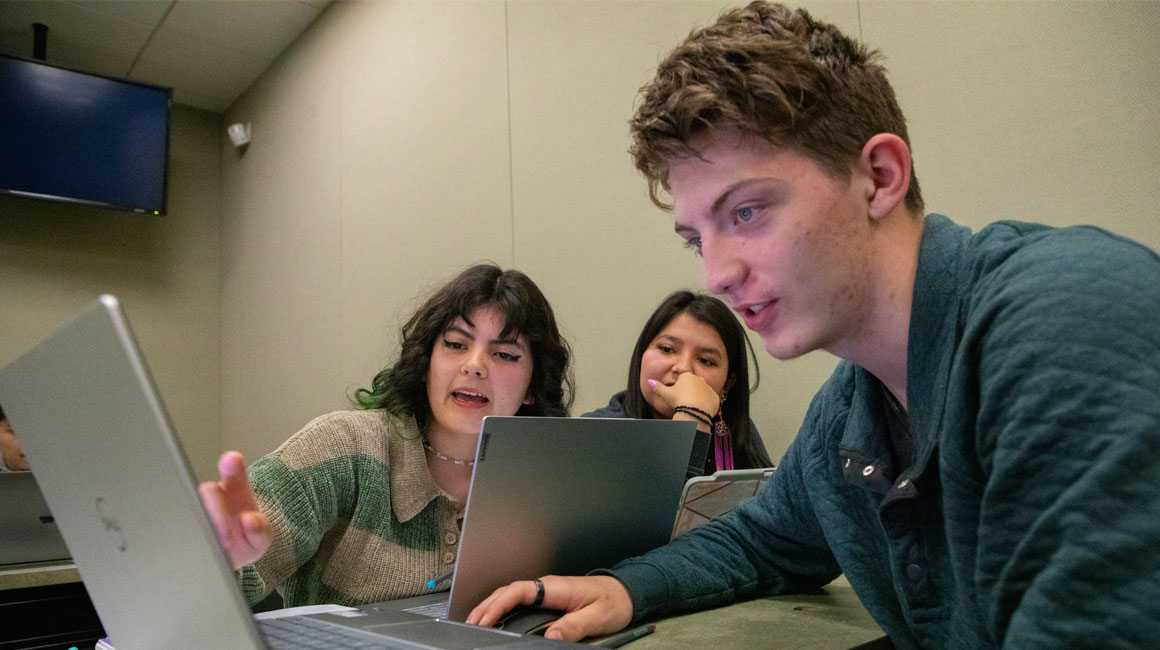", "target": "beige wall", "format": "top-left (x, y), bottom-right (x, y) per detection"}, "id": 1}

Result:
top-left (218, 0), bottom-right (1160, 466)
top-left (0, 104), bottom-right (223, 479)
top-left (5, 1), bottom-right (1158, 478)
